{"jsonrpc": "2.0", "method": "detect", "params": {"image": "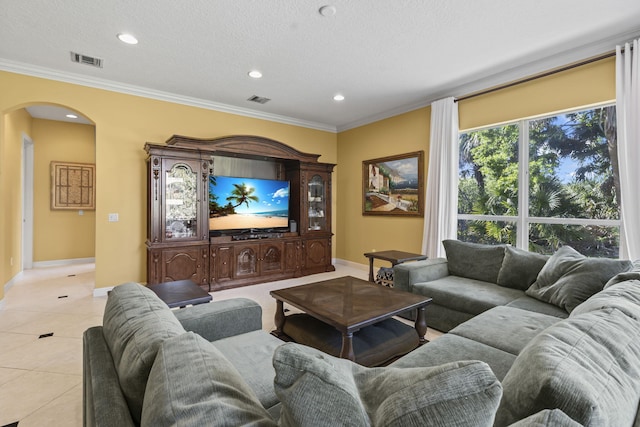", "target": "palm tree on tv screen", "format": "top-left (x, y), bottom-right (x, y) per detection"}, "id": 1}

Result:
top-left (226, 183), bottom-right (259, 210)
